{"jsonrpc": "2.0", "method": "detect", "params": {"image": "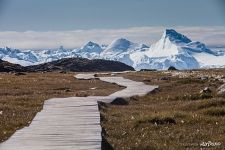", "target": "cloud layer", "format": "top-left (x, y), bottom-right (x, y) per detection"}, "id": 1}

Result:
top-left (0, 26), bottom-right (225, 50)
